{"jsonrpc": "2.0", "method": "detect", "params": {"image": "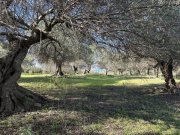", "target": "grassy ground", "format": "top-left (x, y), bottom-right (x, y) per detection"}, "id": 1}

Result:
top-left (0, 74), bottom-right (180, 135)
